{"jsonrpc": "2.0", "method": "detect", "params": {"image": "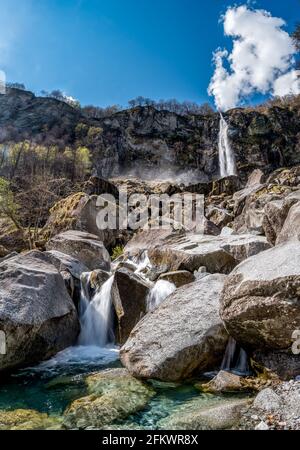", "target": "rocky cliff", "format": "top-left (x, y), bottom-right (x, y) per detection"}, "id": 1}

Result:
top-left (0, 88), bottom-right (299, 182)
